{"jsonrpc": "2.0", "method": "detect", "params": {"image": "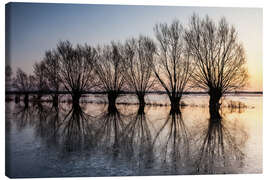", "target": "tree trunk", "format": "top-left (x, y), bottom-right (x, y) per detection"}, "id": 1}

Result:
top-left (72, 100), bottom-right (82, 112)
top-left (24, 93), bottom-right (29, 106)
top-left (15, 95), bottom-right (20, 103)
top-left (72, 93), bottom-right (81, 105)
top-left (137, 93), bottom-right (146, 109)
top-left (52, 94), bottom-right (59, 107)
top-left (170, 96), bottom-right (180, 112)
top-left (209, 89), bottom-right (222, 120)
top-left (209, 107), bottom-right (221, 122)
top-left (108, 91), bottom-right (118, 112)
top-left (209, 95), bottom-right (221, 107)
top-left (169, 104), bottom-right (181, 115)
top-left (37, 93), bottom-right (42, 101)
top-left (137, 103), bottom-right (145, 114)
